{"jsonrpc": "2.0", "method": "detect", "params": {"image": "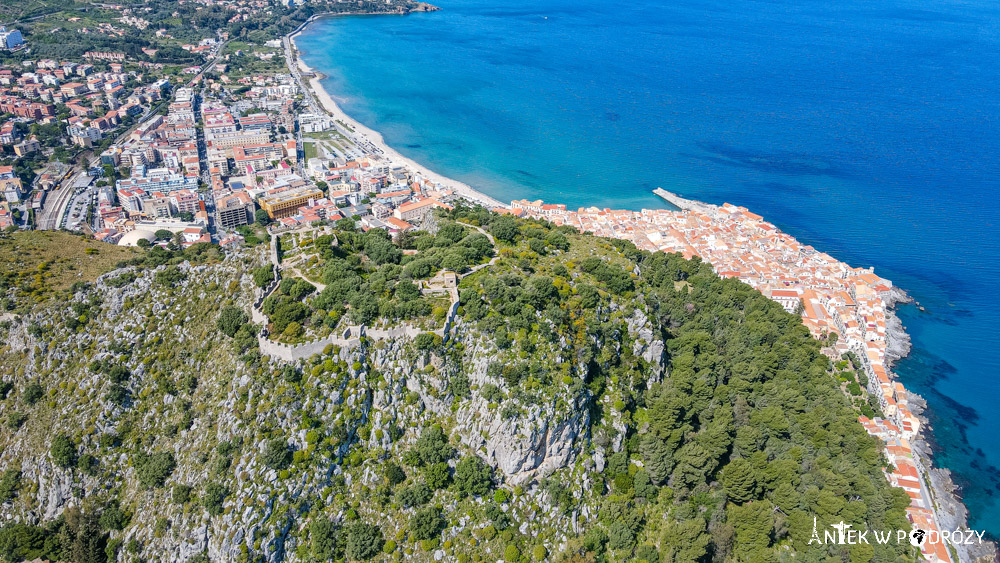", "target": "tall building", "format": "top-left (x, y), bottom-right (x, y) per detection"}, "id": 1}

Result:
top-left (0, 27), bottom-right (24, 50)
top-left (215, 192), bottom-right (254, 230)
